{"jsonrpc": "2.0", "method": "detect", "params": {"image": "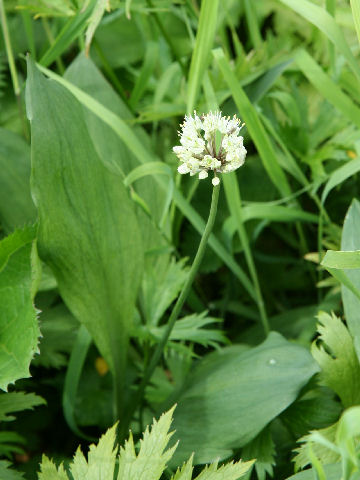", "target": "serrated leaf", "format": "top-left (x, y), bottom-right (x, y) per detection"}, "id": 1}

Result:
top-left (38, 456), bottom-right (68, 480)
top-left (117, 407), bottom-right (177, 480)
top-left (0, 461), bottom-right (25, 480)
top-left (0, 392), bottom-right (45, 422)
top-left (194, 459), bottom-right (255, 480)
top-left (294, 422), bottom-right (339, 471)
top-left (0, 226), bottom-right (41, 390)
top-left (242, 427), bottom-right (275, 480)
top-left (311, 312), bottom-right (360, 407)
top-left (171, 456), bottom-right (194, 480)
top-left (70, 424), bottom-right (117, 480)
